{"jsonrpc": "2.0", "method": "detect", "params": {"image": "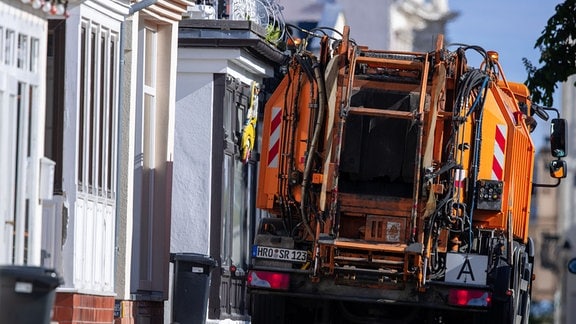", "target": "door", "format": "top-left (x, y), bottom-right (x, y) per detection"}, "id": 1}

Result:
top-left (210, 74), bottom-right (258, 320)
